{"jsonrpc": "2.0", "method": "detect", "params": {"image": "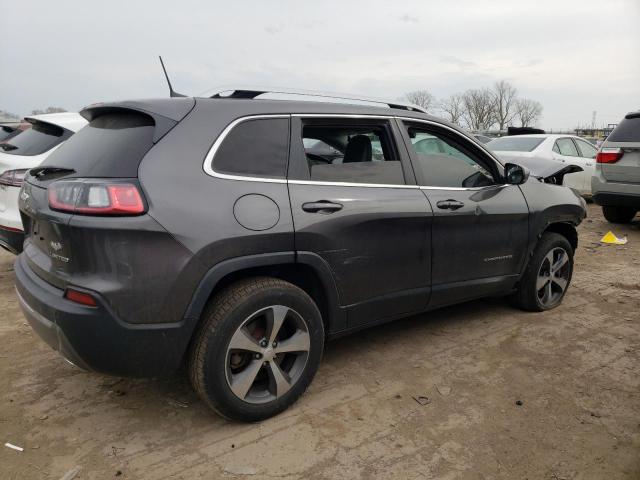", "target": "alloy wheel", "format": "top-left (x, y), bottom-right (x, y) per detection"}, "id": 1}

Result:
top-left (225, 305), bottom-right (311, 404)
top-left (536, 247), bottom-right (570, 307)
